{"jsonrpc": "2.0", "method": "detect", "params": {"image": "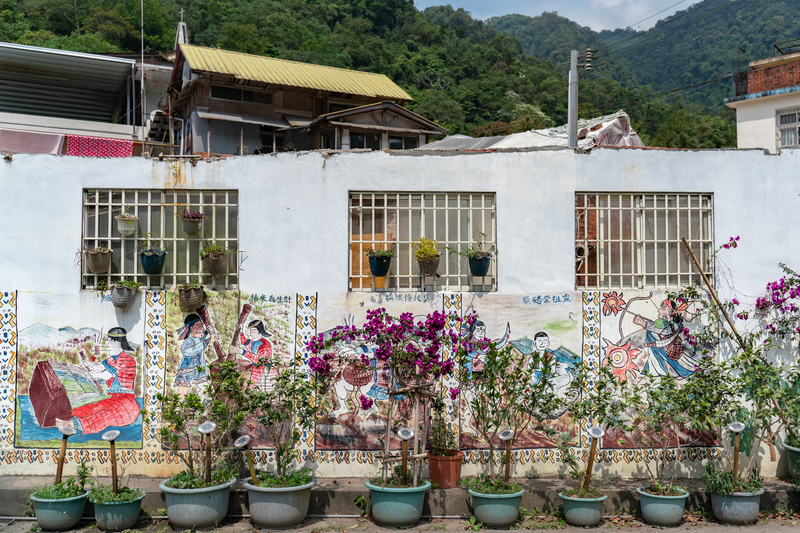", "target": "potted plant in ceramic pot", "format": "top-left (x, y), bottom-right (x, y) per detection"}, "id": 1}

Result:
top-left (30, 462), bottom-right (92, 531)
top-left (110, 280), bottom-right (140, 309)
top-left (366, 248), bottom-right (395, 277)
top-left (138, 232), bottom-right (168, 275)
top-left (81, 245), bottom-right (113, 274)
top-left (456, 329), bottom-right (563, 529)
top-left (427, 398), bottom-right (462, 489)
top-left (151, 359), bottom-right (244, 530)
top-left (178, 208), bottom-right (207, 236)
top-left (176, 282), bottom-right (204, 310)
top-left (115, 205), bottom-right (138, 237)
top-left (236, 358), bottom-right (339, 529)
top-left (557, 363), bottom-right (628, 527)
top-left (201, 241), bottom-right (234, 277)
top-left (412, 237), bottom-right (441, 276)
top-left (88, 430), bottom-right (145, 533)
top-left (447, 231), bottom-right (495, 277)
